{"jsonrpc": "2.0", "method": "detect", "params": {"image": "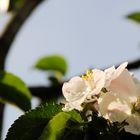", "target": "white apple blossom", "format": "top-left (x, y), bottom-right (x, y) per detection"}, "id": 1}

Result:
top-left (62, 69), bottom-right (105, 111)
top-left (98, 62), bottom-right (140, 135)
top-left (62, 62), bottom-right (140, 134)
top-left (124, 113), bottom-right (140, 135)
top-left (98, 91), bottom-right (132, 122)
